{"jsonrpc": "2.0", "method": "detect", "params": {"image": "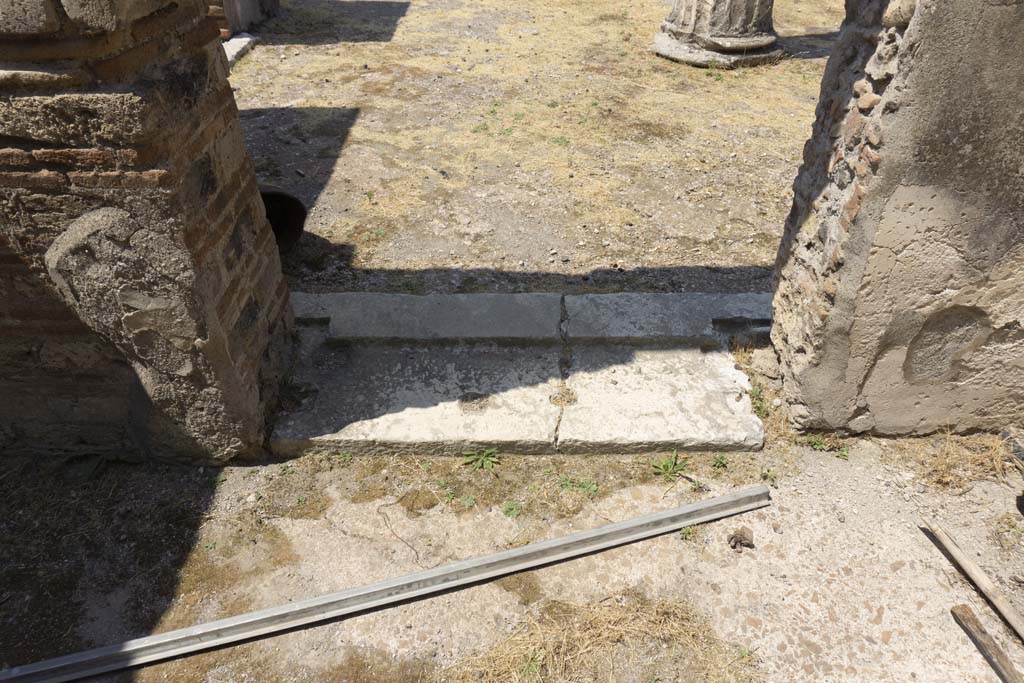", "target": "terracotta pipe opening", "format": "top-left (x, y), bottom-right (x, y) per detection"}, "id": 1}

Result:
top-left (260, 186), bottom-right (307, 254)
